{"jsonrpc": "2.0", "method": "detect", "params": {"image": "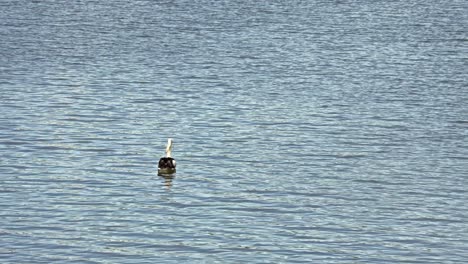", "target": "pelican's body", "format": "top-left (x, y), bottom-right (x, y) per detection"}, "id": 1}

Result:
top-left (158, 138), bottom-right (176, 175)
